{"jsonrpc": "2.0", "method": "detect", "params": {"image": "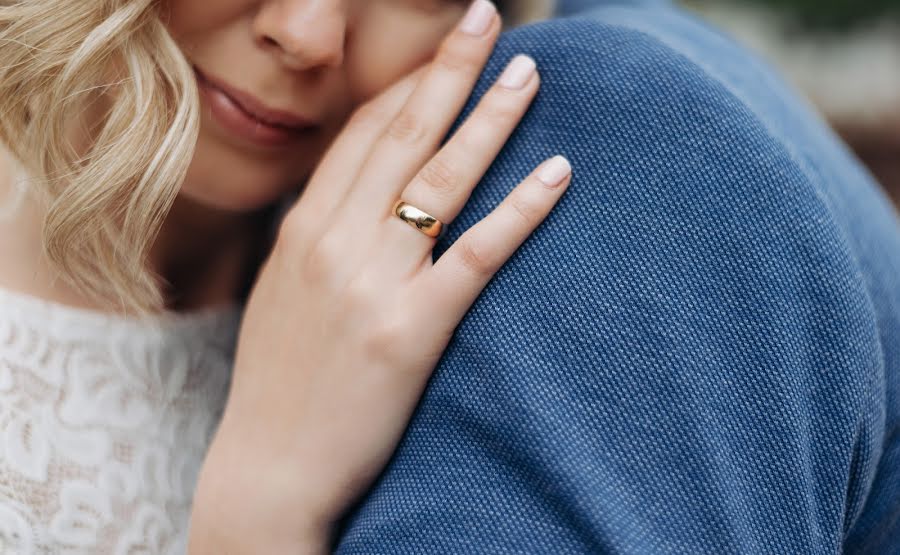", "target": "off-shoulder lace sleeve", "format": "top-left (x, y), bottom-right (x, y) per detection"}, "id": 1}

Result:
top-left (0, 287), bottom-right (241, 554)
